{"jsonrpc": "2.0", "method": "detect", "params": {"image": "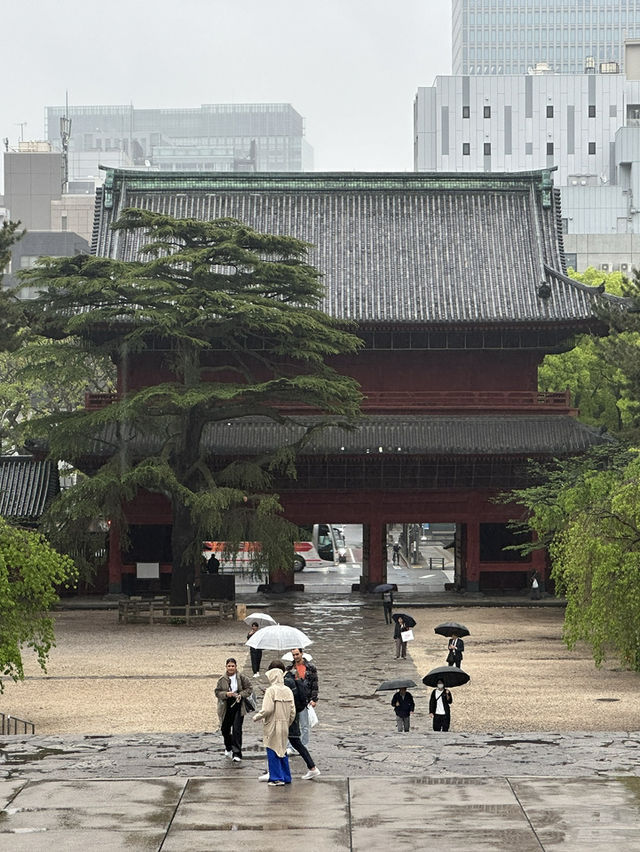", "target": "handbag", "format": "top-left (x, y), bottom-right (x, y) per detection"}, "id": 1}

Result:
top-left (243, 691), bottom-right (257, 712)
top-left (400, 628), bottom-right (414, 642)
top-left (446, 650), bottom-right (456, 664)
